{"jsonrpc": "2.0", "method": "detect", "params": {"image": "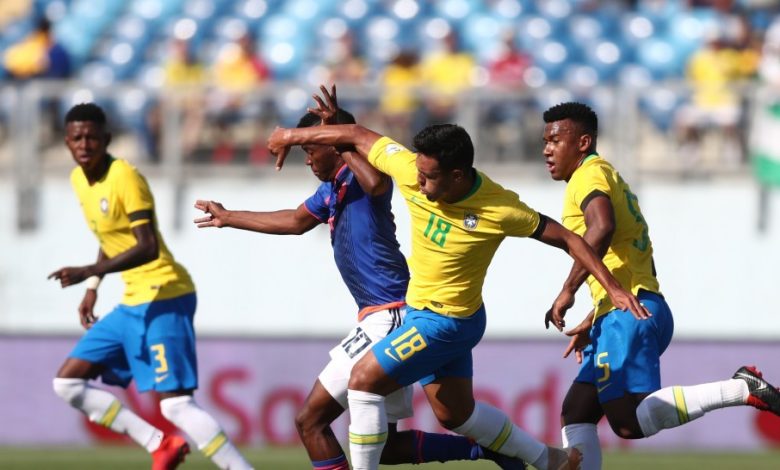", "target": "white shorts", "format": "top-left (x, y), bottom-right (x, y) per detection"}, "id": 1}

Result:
top-left (318, 307), bottom-right (414, 422)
